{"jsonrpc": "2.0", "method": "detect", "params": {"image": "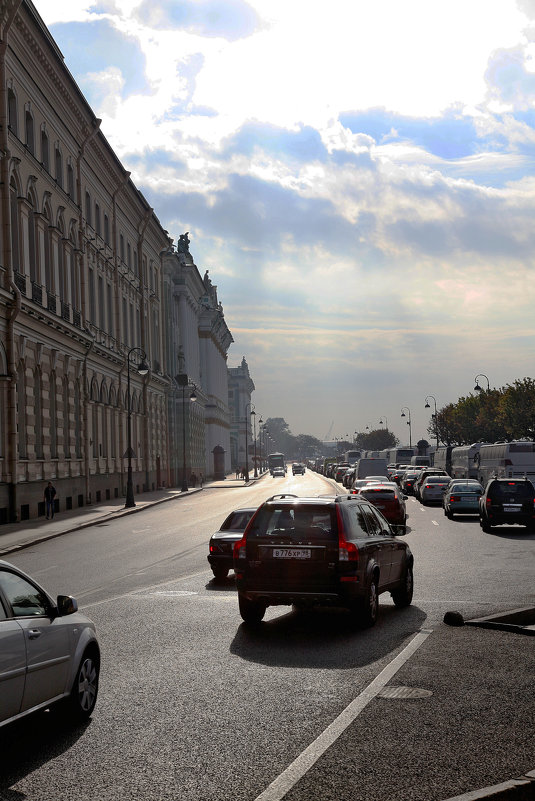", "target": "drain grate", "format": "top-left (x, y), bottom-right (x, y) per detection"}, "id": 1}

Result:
top-left (378, 686), bottom-right (433, 699)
